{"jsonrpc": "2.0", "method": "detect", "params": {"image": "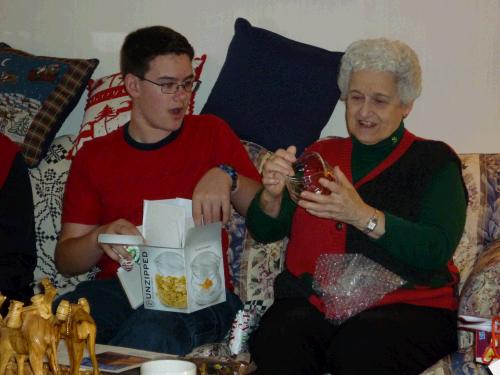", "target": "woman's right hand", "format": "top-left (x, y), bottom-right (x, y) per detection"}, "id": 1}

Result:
top-left (261, 145), bottom-right (297, 202)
